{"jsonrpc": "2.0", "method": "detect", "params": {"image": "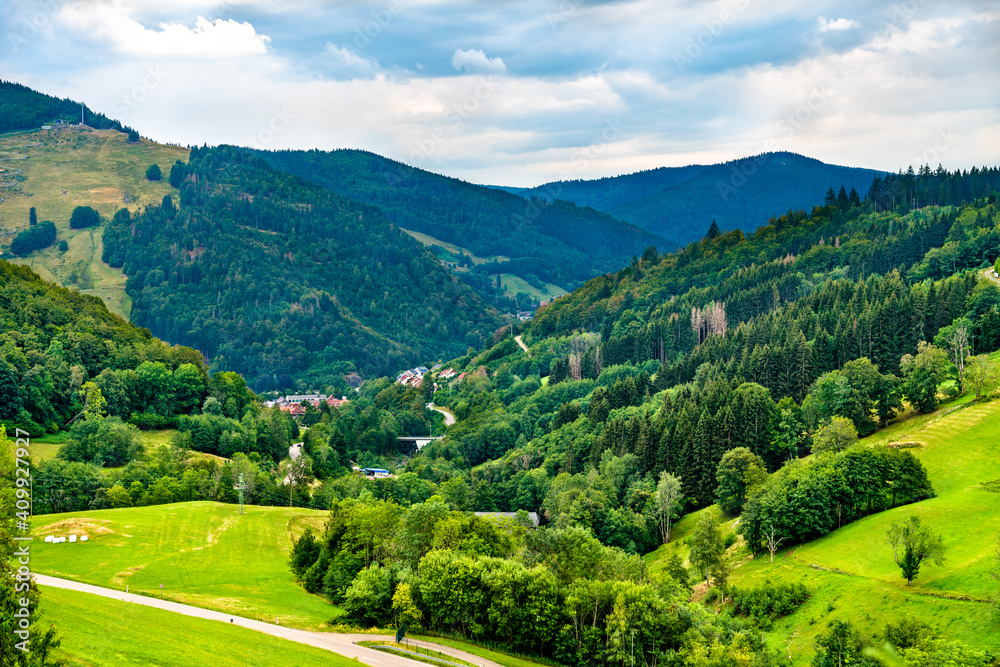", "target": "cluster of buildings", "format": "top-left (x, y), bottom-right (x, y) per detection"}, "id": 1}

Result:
top-left (396, 365), bottom-right (469, 388)
top-left (395, 366), bottom-right (430, 387)
top-left (264, 393), bottom-right (350, 417)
